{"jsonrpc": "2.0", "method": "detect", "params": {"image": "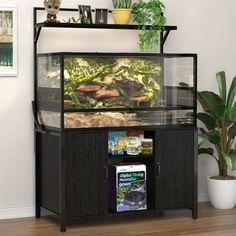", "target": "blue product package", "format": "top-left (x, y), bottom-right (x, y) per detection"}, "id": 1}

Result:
top-left (108, 132), bottom-right (126, 155)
